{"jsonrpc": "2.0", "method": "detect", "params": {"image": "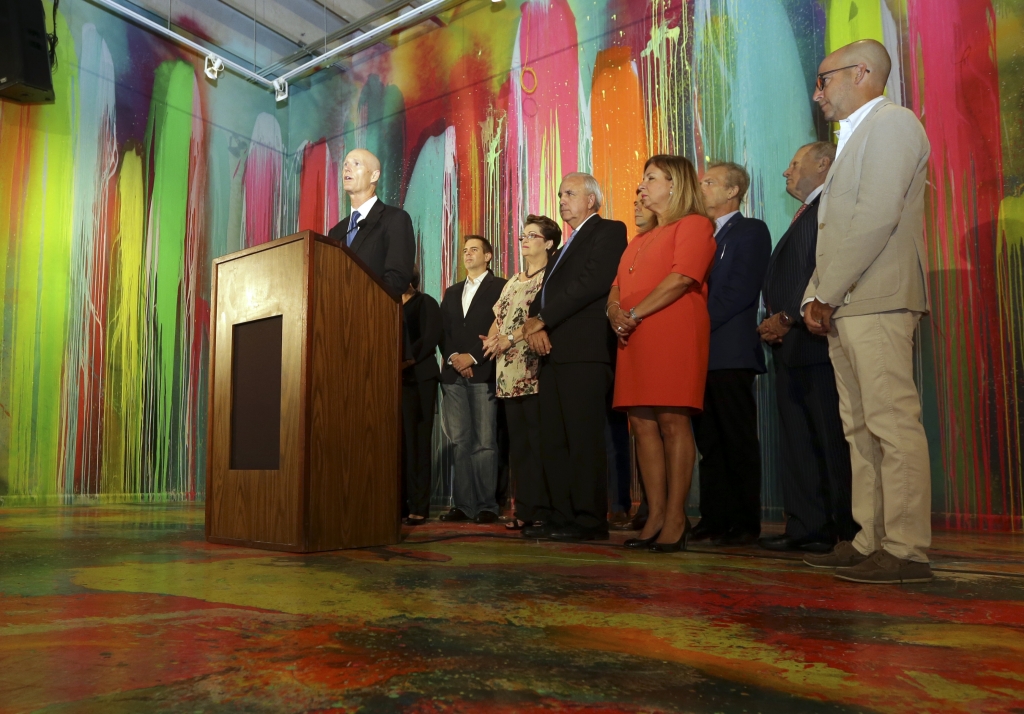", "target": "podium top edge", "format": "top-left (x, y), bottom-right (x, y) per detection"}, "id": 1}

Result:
top-left (213, 232), bottom-right (320, 265)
